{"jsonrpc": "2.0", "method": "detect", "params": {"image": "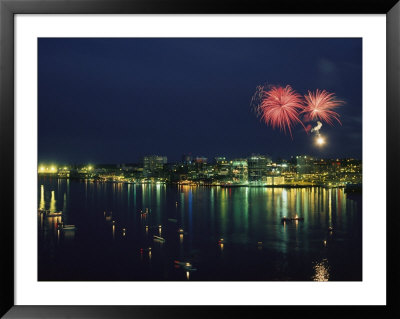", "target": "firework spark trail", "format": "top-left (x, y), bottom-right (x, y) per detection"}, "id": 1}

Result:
top-left (311, 121), bottom-right (326, 146)
top-left (254, 85), bottom-right (306, 138)
top-left (311, 121), bottom-right (323, 134)
top-left (302, 89), bottom-right (344, 125)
